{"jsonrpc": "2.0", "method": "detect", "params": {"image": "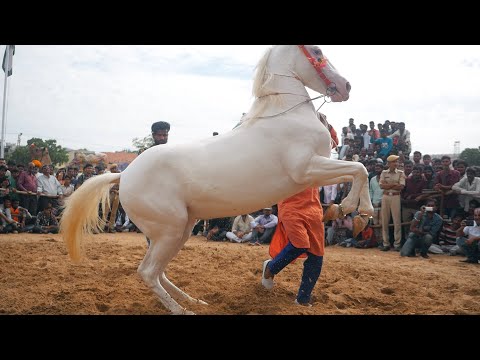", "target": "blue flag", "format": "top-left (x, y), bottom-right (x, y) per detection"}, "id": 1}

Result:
top-left (2, 45), bottom-right (15, 77)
